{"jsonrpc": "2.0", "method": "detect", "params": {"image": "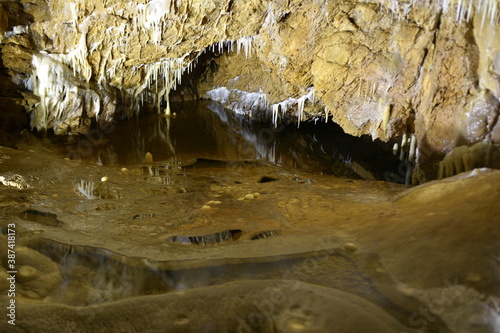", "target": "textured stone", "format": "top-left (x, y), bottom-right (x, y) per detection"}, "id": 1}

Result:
top-left (0, 239), bottom-right (62, 299)
top-left (0, 0), bottom-right (498, 172)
